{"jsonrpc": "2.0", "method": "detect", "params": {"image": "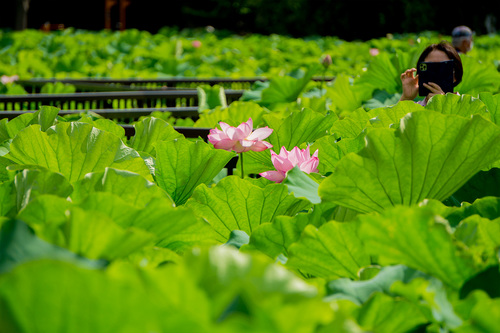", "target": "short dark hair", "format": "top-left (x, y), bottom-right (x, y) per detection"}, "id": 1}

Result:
top-left (417, 41), bottom-right (463, 87)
